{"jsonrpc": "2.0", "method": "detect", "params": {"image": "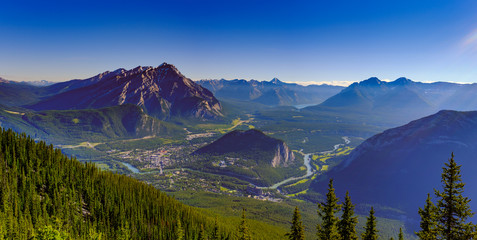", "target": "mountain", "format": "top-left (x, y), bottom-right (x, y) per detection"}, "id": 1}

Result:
top-left (28, 63), bottom-right (223, 120)
top-left (306, 77), bottom-right (465, 124)
top-left (0, 104), bottom-right (185, 144)
top-left (0, 78), bottom-right (50, 106)
top-left (195, 129), bottom-right (295, 167)
top-left (21, 80), bottom-right (55, 86)
top-left (197, 78), bottom-right (343, 106)
top-left (311, 110), bottom-right (477, 223)
top-left (193, 129), bottom-right (301, 186)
